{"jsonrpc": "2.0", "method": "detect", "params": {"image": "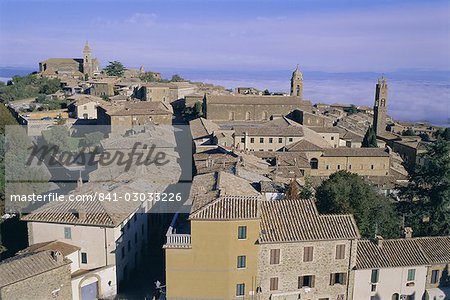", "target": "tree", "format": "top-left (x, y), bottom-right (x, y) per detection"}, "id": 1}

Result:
top-left (104, 61), bottom-right (125, 77)
top-left (170, 74), bottom-right (184, 82)
top-left (140, 72), bottom-right (159, 82)
top-left (399, 132), bottom-right (450, 236)
top-left (299, 177), bottom-right (314, 200)
top-left (83, 131), bottom-right (104, 150)
top-left (263, 89), bottom-right (271, 95)
top-left (402, 128), bottom-right (416, 136)
top-left (346, 104), bottom-right (358, 115)
top-left (419, 132), bottom-right (430, 142)
top-left (316, 171), bottom-right (401, 238)
top-left (362, 126), bottom-right (378, 148)
top-left (285, 179), bottom-right (299, 199)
